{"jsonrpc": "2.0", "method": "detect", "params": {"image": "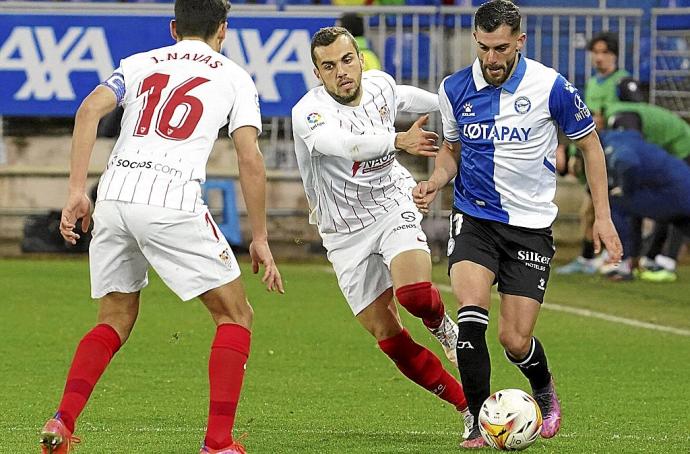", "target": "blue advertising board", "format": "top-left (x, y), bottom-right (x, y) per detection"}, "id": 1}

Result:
top-left (0, 13), bottom-right (335, 116)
